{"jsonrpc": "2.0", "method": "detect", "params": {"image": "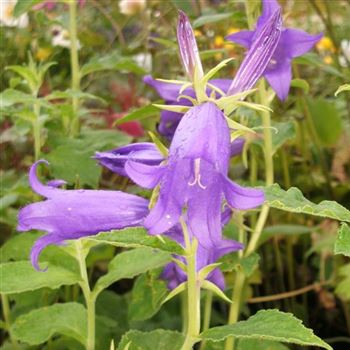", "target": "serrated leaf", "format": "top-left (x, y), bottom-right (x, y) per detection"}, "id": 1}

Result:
top-left (264, 184), bottom-right (350, 222)
top-left (201, 309), bottom-right (332, 350)
top-left (334, 223), bottom-right (350, 257)
top-left (219, 253), bottom-right (259, 278)
top-left (0, 261), bottom-right (81, 294)
top-left (193, 13), bottom-right (234, 28)
top-left (93, 247), bottom-right (171, 296)
top-left (129, 271), bottom-right (168, 321)
top-left (114, 104), bottom-right (160, 126)
top-left (45, 90), bottom-right (105, 103)
top-left (335, 83), bottom-right (350, 96)
top-left (11, 302), bottom-right (87, 346)
top-left (118, 329), bottom-right (185, 350)
top-left (89, 227), bottom-right (183, 255)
